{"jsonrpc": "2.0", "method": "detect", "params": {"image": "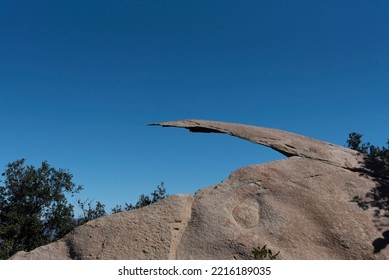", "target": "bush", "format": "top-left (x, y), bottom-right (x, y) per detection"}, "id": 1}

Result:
top-left (347, 132), bottom-right (389, 161)
top-left (111, 182), bottom-right (168, 213)
top-left (252, 245), bottom-right (280, 260)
